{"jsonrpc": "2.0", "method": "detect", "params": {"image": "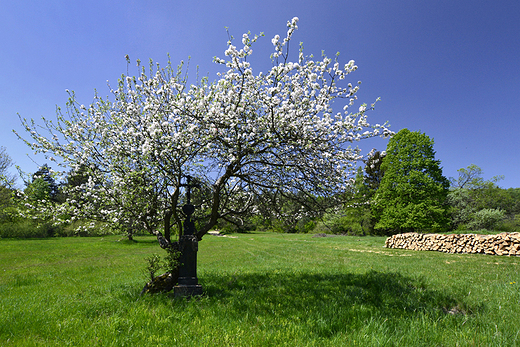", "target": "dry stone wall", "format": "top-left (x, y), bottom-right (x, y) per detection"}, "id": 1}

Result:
top-left (385, 232), bottom-right (520, 256)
